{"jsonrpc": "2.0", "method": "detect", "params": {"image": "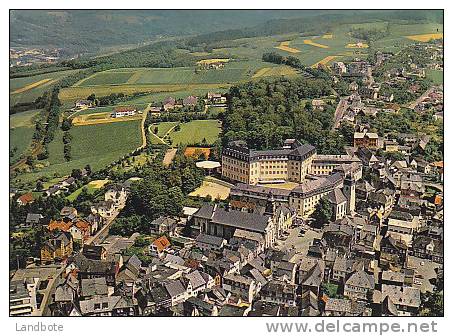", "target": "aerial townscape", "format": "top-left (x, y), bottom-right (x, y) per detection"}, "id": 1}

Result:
top-left (9, 10), bottom-right (443, 317)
